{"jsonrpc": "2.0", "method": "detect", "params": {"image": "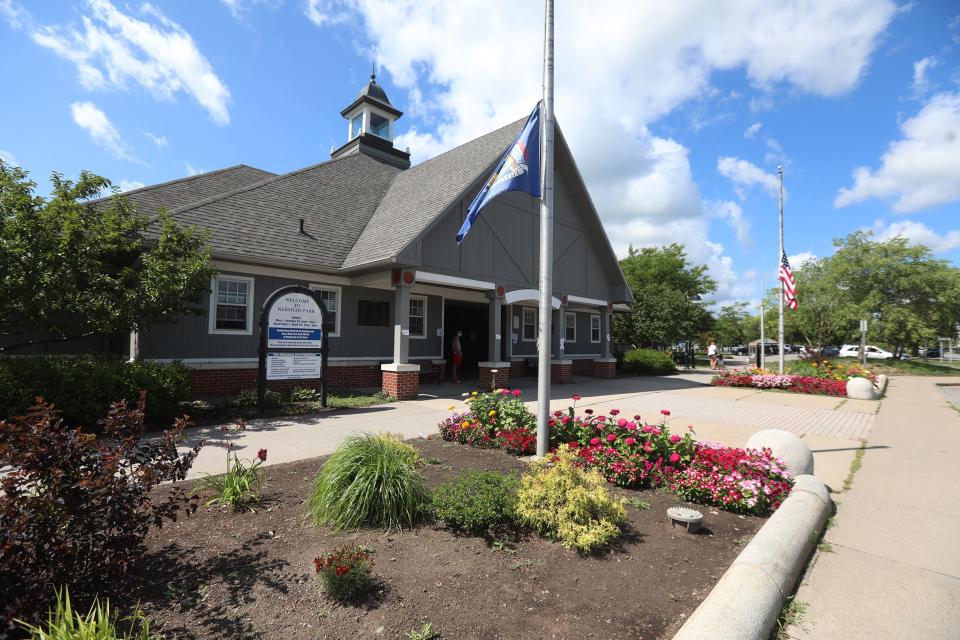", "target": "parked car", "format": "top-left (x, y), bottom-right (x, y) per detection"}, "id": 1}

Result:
top-left (839, 344), bottom-right (894, 360)
top-left (924, 348), bottom-right (941, 358)
top-left (731, 345), bottom-right (748, 356)
top-left (820, 345), bottom-right (840, 357)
